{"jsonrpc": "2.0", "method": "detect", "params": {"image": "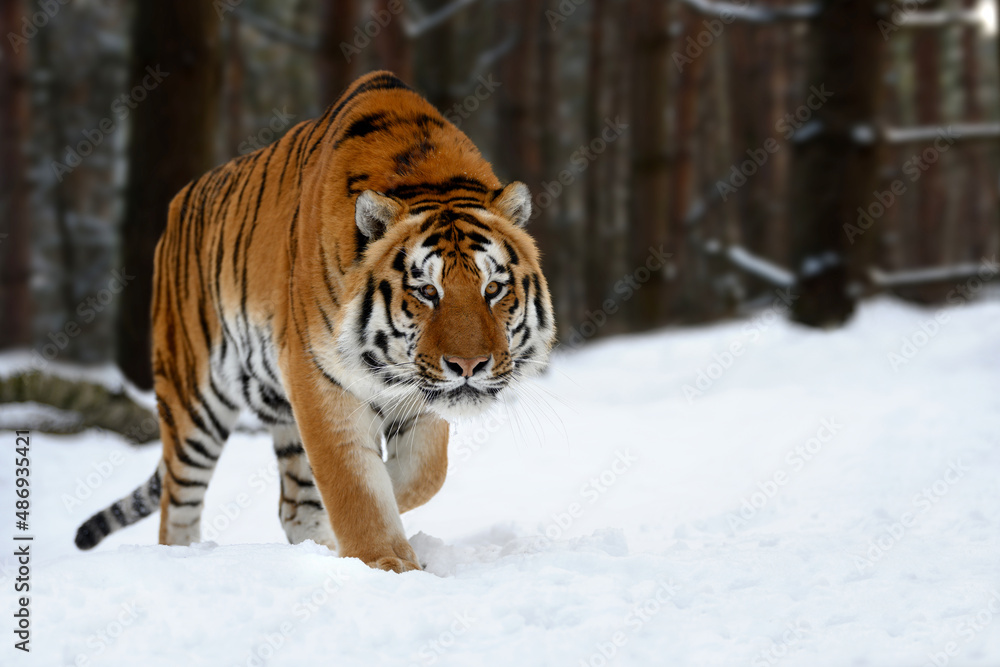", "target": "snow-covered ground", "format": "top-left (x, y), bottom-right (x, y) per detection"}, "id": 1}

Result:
top-left (2, 297), bottom-right (999, 666)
